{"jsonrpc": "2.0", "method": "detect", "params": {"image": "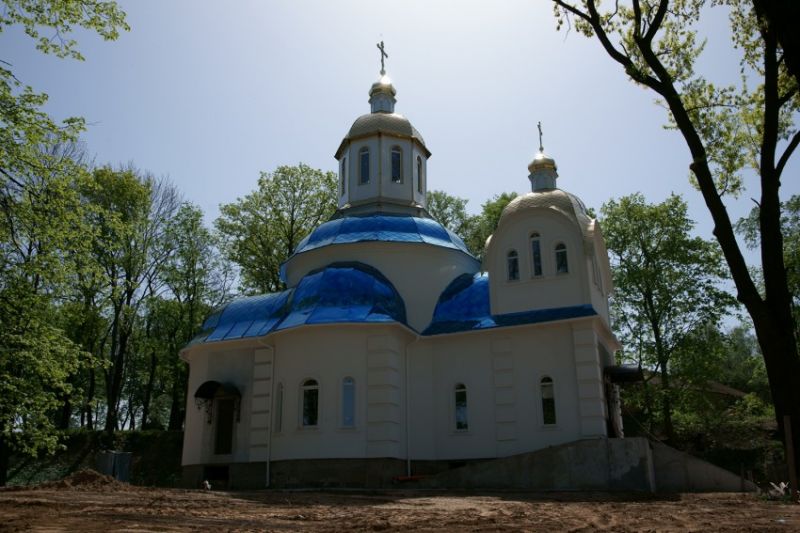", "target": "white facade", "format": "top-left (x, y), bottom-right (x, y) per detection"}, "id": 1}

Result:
top-left (181, 71), bottom-right (623, 488)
